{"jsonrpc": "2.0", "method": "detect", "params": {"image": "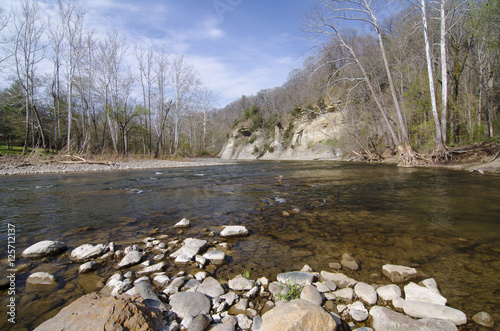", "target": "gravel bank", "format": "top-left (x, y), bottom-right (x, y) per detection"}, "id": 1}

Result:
top-left (0, 158), bottom-right (236, 176)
